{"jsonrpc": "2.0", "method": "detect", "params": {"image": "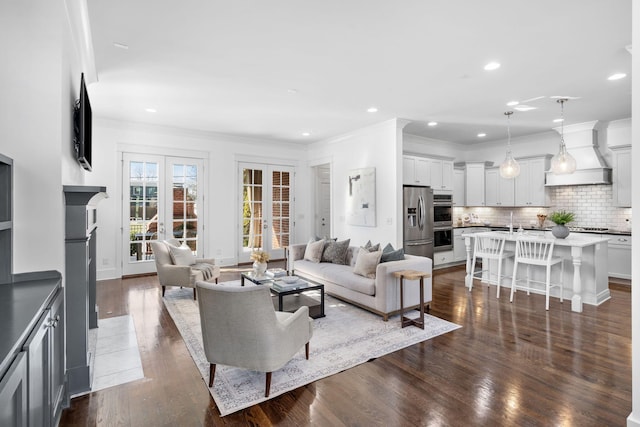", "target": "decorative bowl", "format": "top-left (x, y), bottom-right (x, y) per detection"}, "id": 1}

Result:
top-left (281, 276), bottom-right (298, 284)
